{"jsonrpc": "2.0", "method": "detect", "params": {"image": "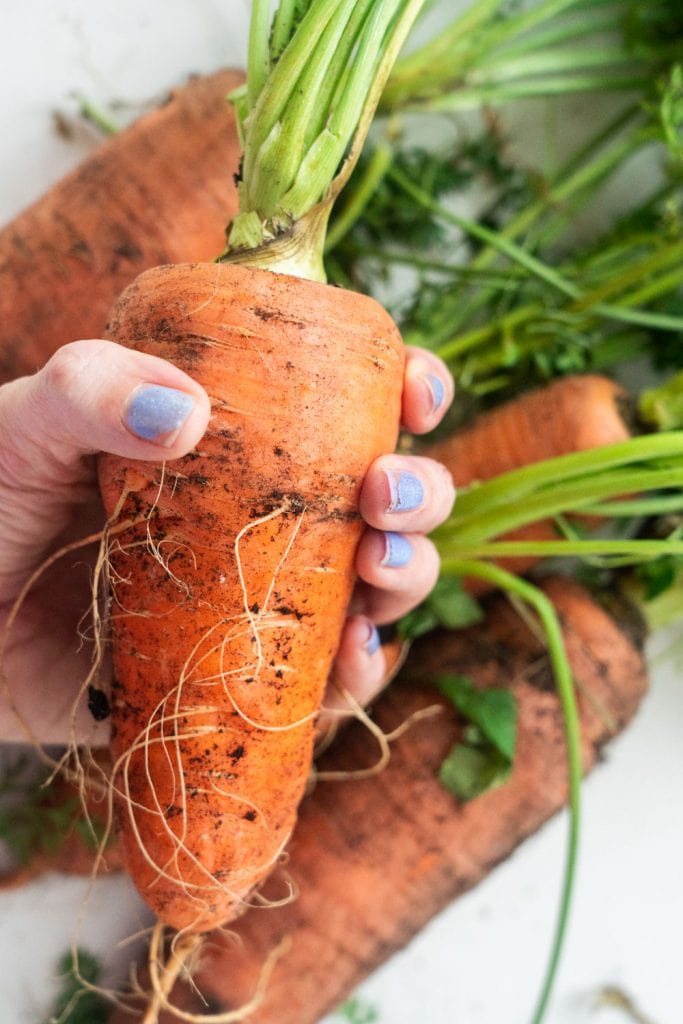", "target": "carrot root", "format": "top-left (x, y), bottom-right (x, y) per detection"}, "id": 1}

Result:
top-left (98, 260), bottom-right (405, 934)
